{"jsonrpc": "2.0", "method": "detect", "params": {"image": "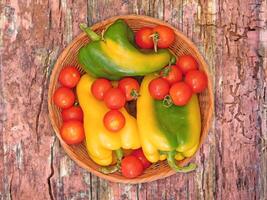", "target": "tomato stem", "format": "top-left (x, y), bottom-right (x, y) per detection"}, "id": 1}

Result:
top-left (149, 32), bottom-right (159, 52)
top-left (130, 89), bottom-right (140, 100)
top-left (162, 95), bottom-right (173, 108)
top-left (161, 66), bottom-right (171, 77)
